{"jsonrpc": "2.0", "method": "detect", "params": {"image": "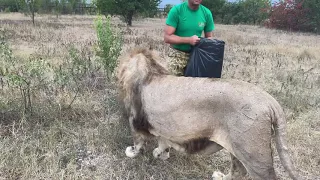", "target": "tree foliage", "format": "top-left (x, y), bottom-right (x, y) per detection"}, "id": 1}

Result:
top-left (164, 4), bottom-right (173, 15)
top-left (202, 0), bottom-right (270, 25)
top-left (201, 0), bottom-right (226, 22)
top-left (0, 0), bottom-right (90, 15)
top-left (298, 0), bottom-right (320, 33)
top-left (265, 0), bottom-right (317, 32)
top-left (96, 0), bottom-right (161, 26)
top-left (202, 0), bottom-right (319, 33)
top-left (237, 0), bottom-right (270, 25)
top-left (0, 0), bottom-right (21, 12)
